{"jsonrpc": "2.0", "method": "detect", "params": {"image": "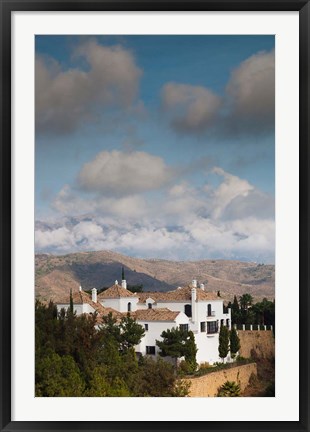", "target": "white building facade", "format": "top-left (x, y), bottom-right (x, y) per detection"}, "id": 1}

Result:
top-left (56, 278), bottom-right (232, 365)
